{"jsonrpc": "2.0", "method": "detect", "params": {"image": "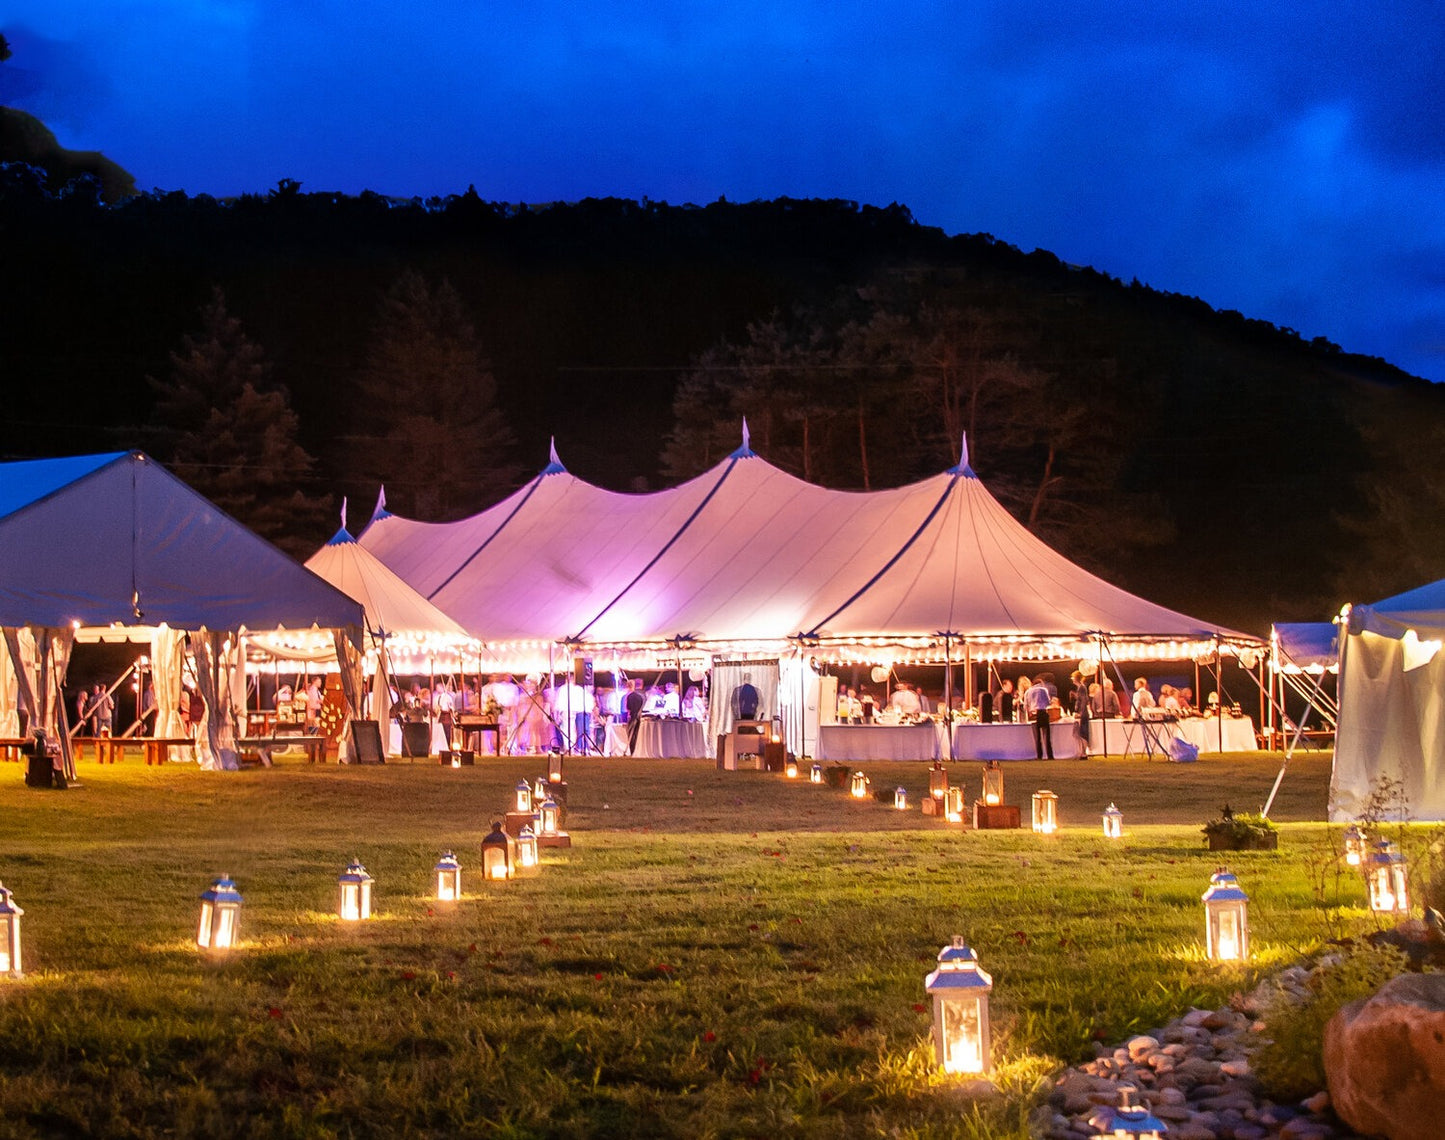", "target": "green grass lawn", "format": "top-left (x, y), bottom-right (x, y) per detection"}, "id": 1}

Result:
top-left (0, 751), bottom-right (1383, 1138)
